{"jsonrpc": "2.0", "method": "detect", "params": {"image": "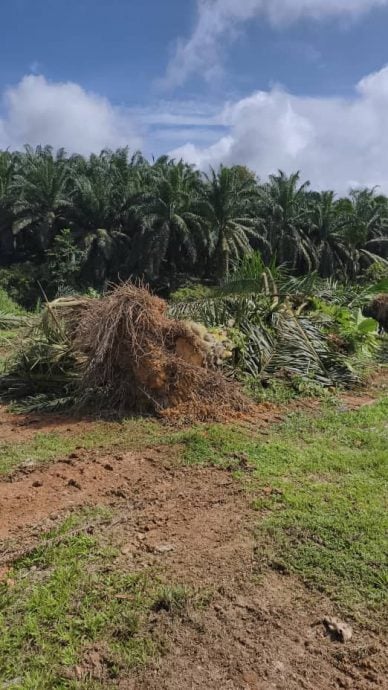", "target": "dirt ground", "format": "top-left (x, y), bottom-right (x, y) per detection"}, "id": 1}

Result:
top-left (0, 376), bottom-right (387, 690)
top-left (0, 382), bottom-right (381, 445)
top-left (0, 405), bottom-right (96, 443)
top-left (0, 449), bottom-right (386, 687)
